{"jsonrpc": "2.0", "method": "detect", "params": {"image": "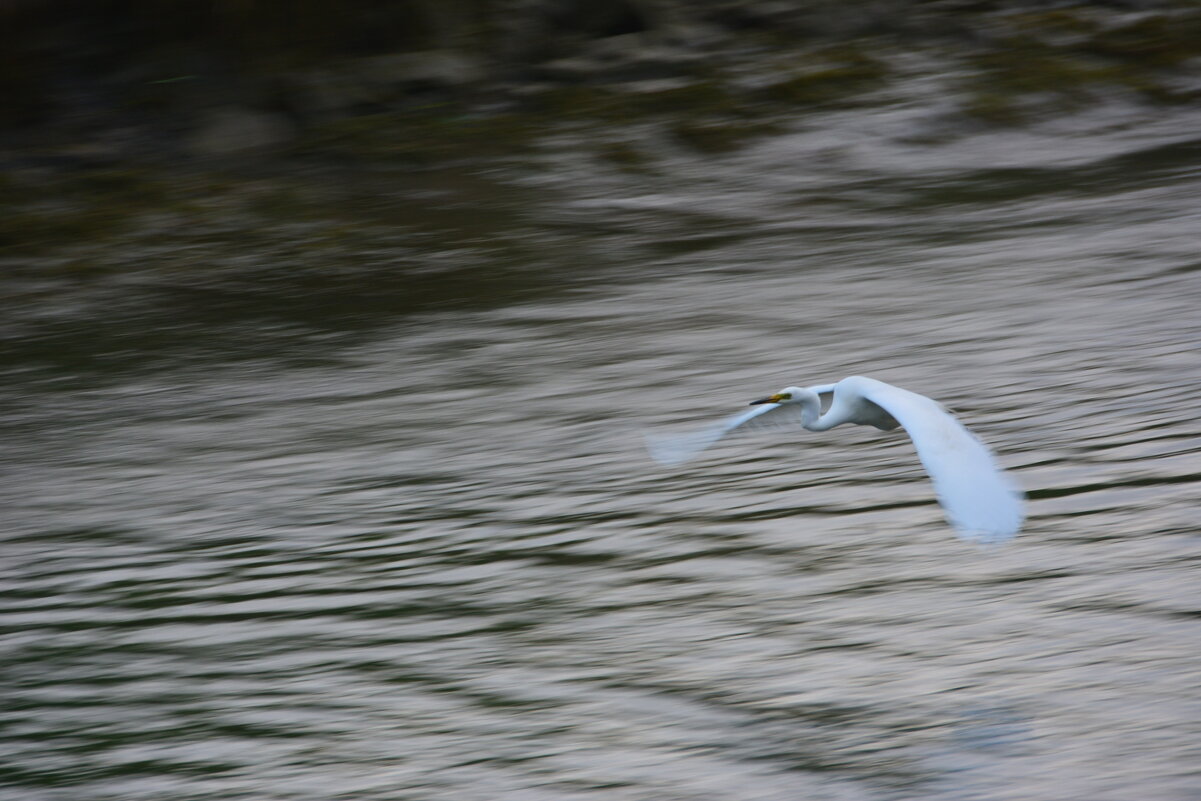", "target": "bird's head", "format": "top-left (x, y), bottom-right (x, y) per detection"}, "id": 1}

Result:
top-left (750, 386), bottom-right (805, 405)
